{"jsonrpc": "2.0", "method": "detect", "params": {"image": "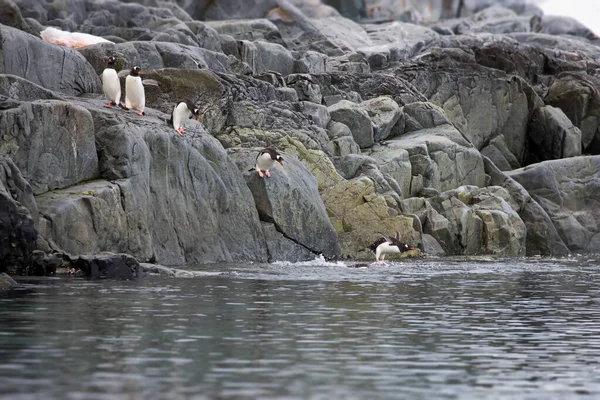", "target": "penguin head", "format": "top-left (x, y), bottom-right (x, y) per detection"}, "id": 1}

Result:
top-left (107, 56), bottom-right (116, 66)
top-left (130, 66), bottom-right (141, 76)
top-left (183, 99), bottom-right (201, 121)
top-left (275, 154), bottom-right (284, 166)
